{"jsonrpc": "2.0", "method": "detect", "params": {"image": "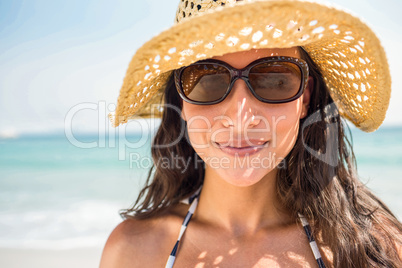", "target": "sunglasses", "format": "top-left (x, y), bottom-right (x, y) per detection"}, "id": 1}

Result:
top-left (174, 56), bottom-right (309, 105)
